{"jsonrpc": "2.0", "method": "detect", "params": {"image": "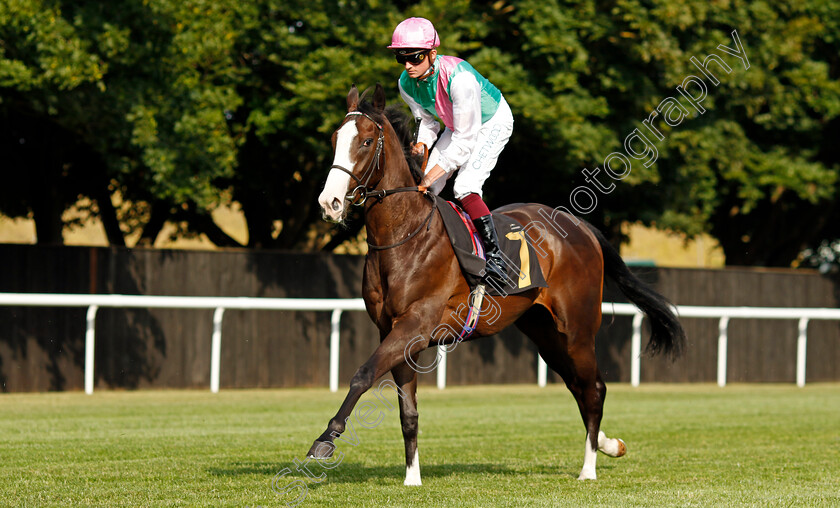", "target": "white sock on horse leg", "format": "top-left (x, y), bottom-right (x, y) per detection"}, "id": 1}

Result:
top-left (578, 433), bottom-right (597, 480)
top-left (404, 449), bottom-right (422, 486)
